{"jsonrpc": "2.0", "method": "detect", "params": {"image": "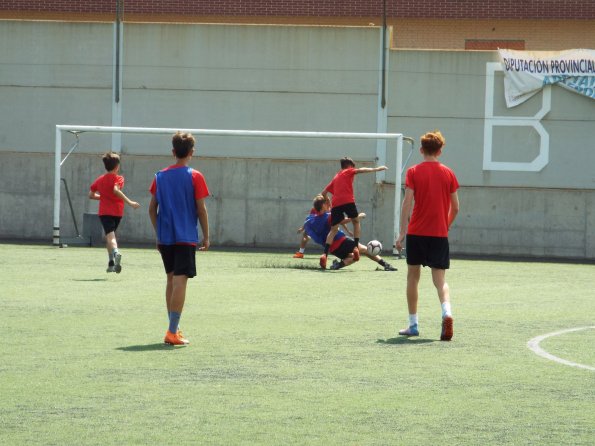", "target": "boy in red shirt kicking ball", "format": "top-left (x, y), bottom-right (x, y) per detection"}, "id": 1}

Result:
top-left (89, 152), bottom-right (140, 273)
top-left (396, 130), bottom-right (460, 341)
top-left (319, 157), bottom-right (387, 269)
